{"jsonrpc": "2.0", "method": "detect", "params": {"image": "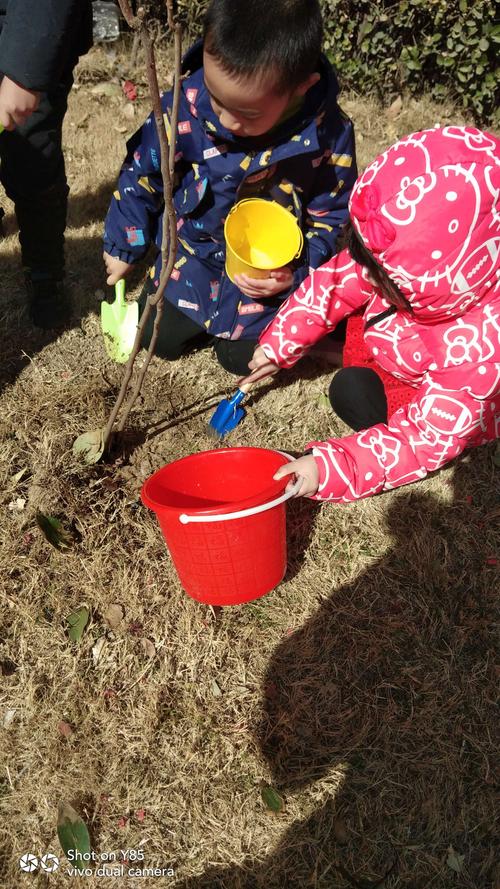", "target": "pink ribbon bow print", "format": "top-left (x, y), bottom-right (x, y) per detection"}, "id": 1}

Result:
top-left (351, 184), bottom-right (396, 254)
